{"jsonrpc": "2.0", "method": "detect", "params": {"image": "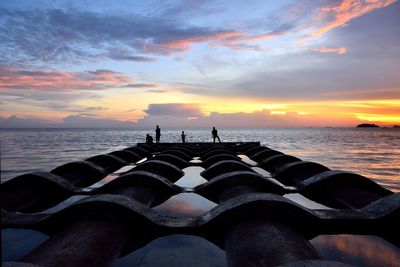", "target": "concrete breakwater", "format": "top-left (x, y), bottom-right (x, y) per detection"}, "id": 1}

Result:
top-left (1, 142), bottom-right (399, 267)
